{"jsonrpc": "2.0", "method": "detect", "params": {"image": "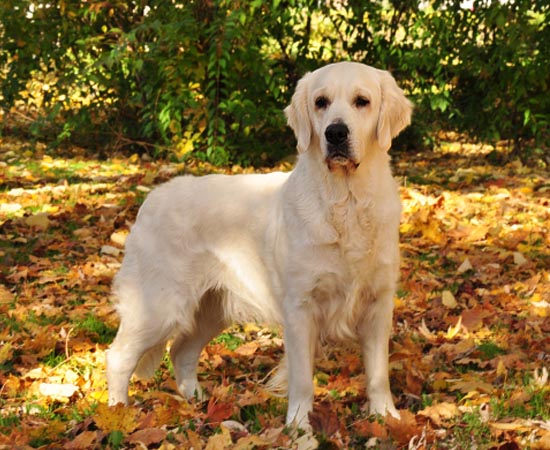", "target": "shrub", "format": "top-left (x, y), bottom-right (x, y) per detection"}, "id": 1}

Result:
top-left (1, 0), bottom-right (548, 164)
